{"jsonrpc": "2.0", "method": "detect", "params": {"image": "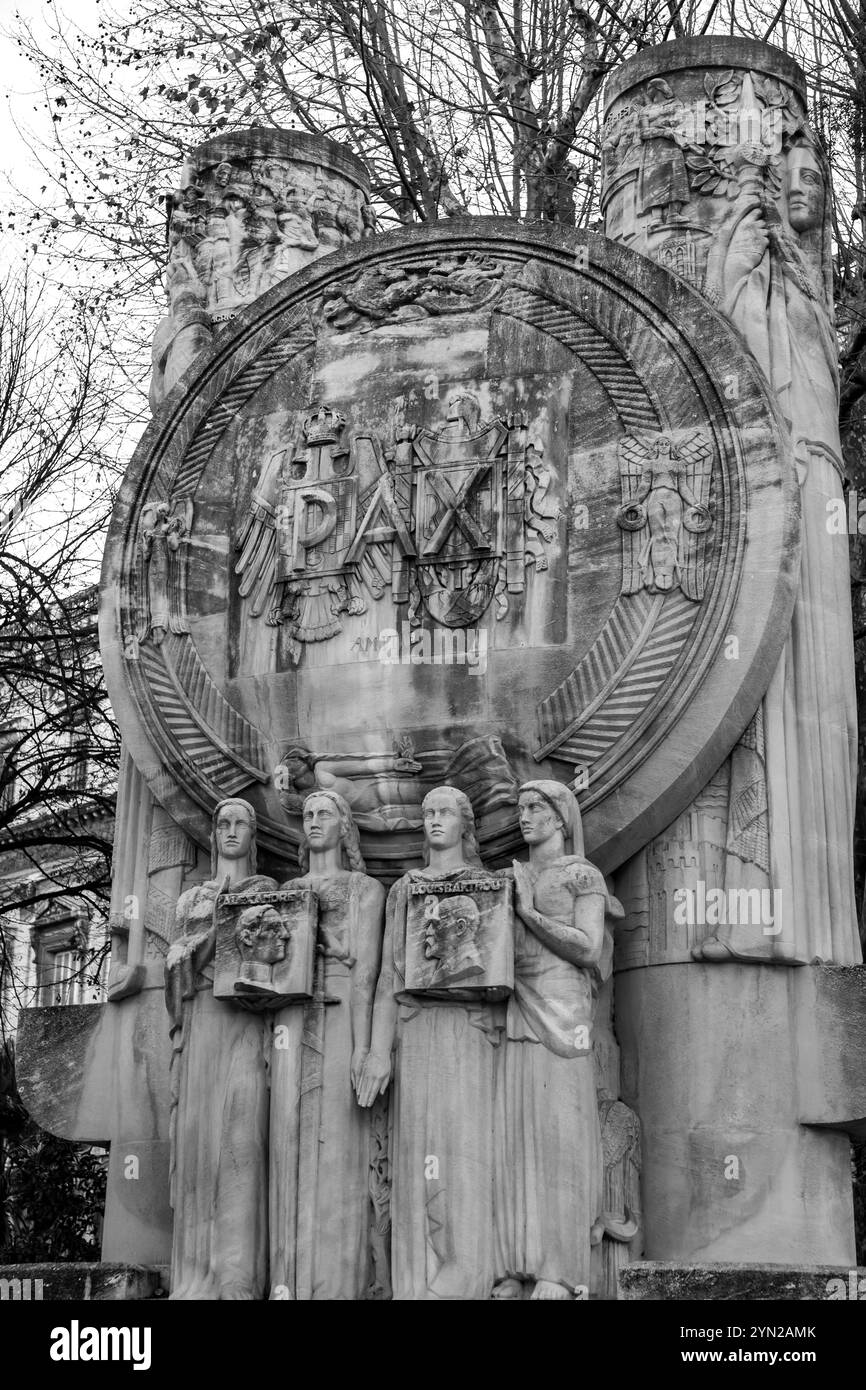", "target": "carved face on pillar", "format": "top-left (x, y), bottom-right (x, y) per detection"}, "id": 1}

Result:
top-left (785, 145), bottom-right (824, 234)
